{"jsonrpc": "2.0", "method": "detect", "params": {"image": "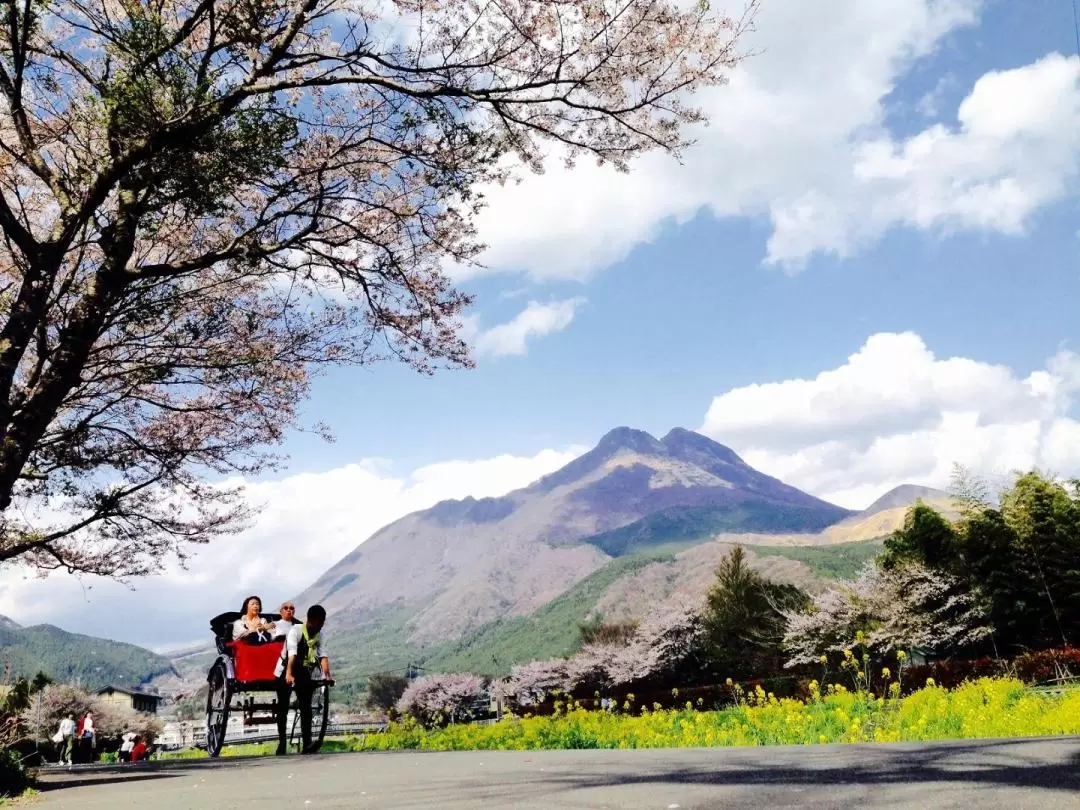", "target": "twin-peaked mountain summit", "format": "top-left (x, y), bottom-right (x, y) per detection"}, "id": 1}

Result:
top-left (293, 427), bottom-right (946, 669)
